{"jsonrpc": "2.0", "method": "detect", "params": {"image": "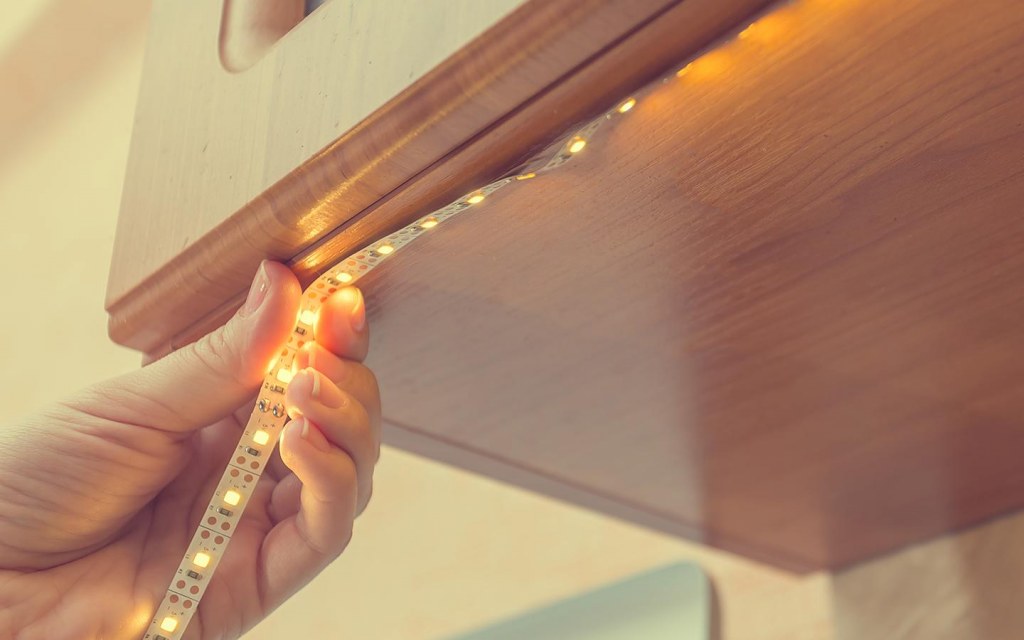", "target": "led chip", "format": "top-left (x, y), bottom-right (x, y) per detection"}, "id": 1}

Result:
top-left (253, 430), bottom-right (270, 445)
top-left (193, 552), bottom-right (211, 568)
top-left (224, 490), bottom-right (242, 506)
top-left (299, 310), bottom-right (317, 325)
top-left (160, 616), bottom-right (178, 633)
